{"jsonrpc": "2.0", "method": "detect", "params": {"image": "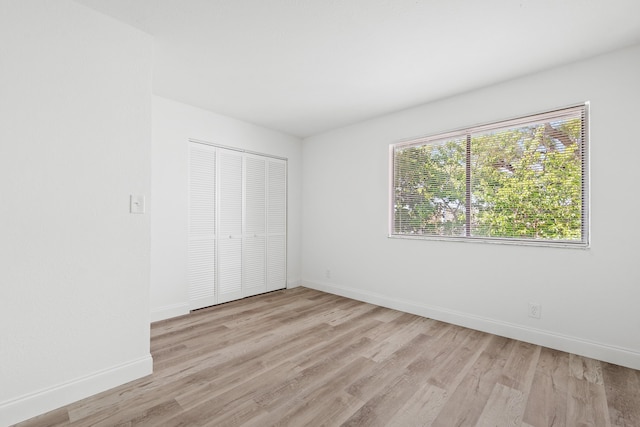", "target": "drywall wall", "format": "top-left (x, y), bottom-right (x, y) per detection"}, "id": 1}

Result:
top-left (151, 96), bottom-right (302, 321)
top-left (0, 1), bottom-right (153, 425)
top-left (302, 44), bottom-right (640, 369)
